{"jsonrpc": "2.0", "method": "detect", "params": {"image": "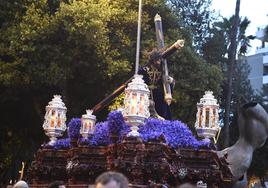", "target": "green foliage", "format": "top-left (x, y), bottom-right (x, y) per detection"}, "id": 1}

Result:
top-left (201, 16), bottom-right (256, 148)
top-left (202, 16), bottom-right (254, 65)
top-left (229, 57), bottom-right (255, 145)
top-left (170, 46), bottom-right (223, 126)
top-left (168, 0), bottom-right (214, 51)
top-left (202, 16), bottom-right (255, 112)
top-left (108, 93), bottom-right (125, 112)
